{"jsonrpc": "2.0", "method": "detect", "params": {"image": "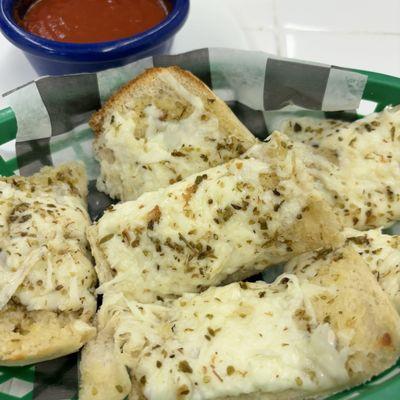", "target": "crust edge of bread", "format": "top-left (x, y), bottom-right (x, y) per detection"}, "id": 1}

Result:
top-left (89, 66), bottom-right (257, 146)
top-left (0, 311), bottom-right (96, 367)
top-left (79, 247), bottom-right (400, 400)
top-left (0, 161), bottom-right (96, 366)
top-left (89, 67), bottom-right (214, 136)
